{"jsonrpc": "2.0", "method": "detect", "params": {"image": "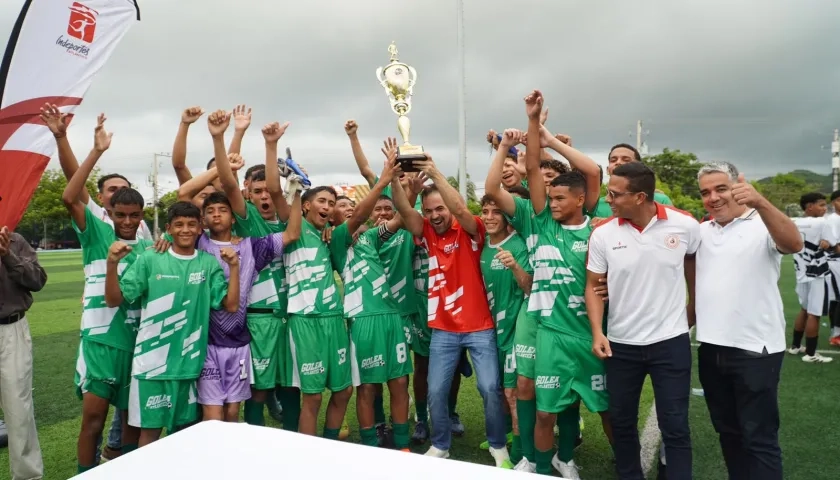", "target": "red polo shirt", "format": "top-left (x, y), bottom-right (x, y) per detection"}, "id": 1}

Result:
top-left (421, 216), bottom-right (494, 333)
